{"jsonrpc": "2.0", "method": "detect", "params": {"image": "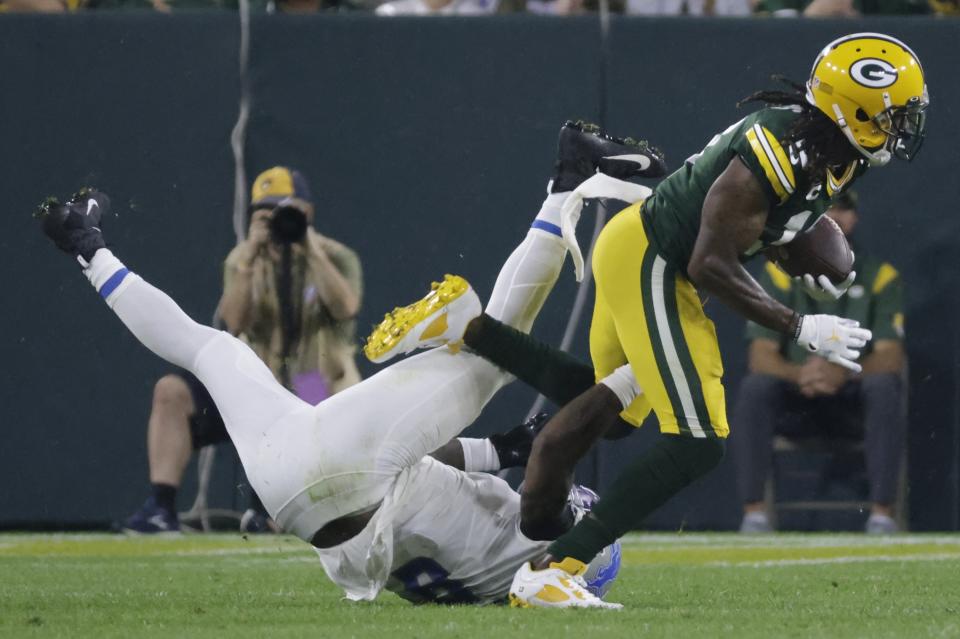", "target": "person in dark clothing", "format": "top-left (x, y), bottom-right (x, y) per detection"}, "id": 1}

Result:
top-left (731, 191), bottom-right (907, 534)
